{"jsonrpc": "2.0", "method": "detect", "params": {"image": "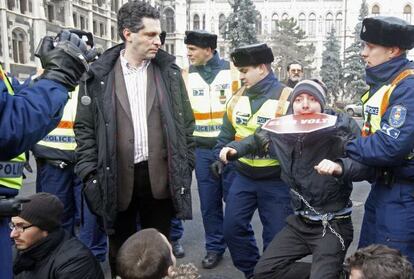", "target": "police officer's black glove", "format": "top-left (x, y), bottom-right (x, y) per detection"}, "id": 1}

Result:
top-left (210, 160), bottom-right (224, 179)
top-left (254, 128), bottom-right (271, 154)
top-left (35, 30), bottom-right (98, 91)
